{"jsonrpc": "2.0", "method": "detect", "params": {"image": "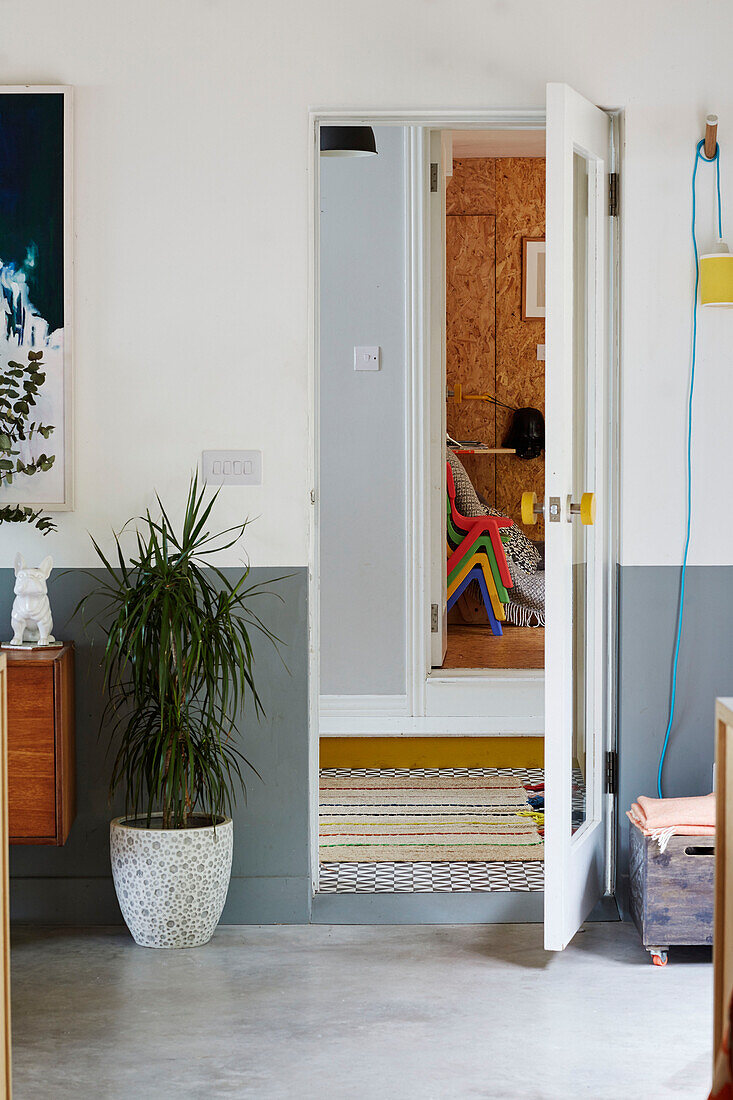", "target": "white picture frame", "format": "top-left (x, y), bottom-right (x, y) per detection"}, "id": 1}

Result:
top-left (522, 236), bottom-right (546, 321)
